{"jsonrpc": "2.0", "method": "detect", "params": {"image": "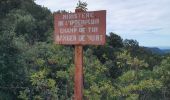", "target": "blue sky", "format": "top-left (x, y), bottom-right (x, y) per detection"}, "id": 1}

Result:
top-left (35, 0), bottom-right (170, 48)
